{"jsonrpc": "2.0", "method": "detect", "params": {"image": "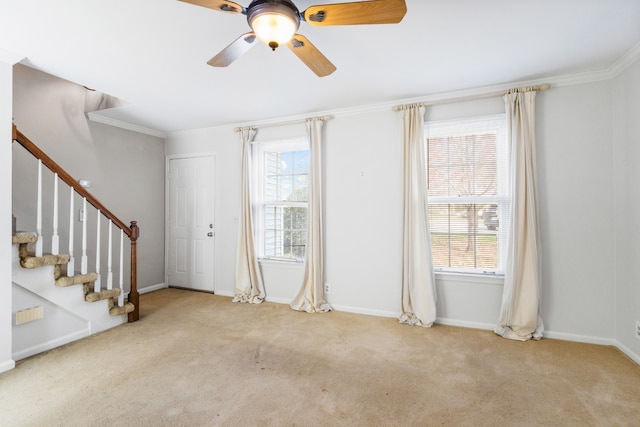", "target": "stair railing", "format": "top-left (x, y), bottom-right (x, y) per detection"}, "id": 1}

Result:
top-left (12, 124), bottom-right (139, 322)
